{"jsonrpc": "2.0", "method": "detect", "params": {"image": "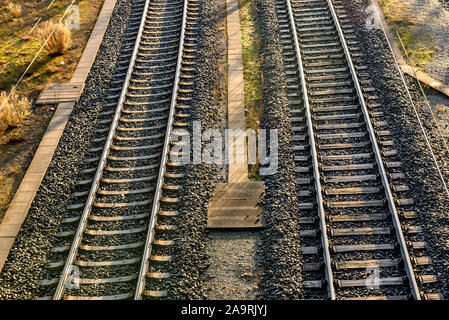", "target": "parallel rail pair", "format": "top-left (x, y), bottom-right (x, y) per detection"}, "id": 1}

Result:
top-left (35, 0), bottom-right (443, 301)
top-left (37, 0), bottom-right (197, 300)
top-left (276, 0), bottom-right (442, 300)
